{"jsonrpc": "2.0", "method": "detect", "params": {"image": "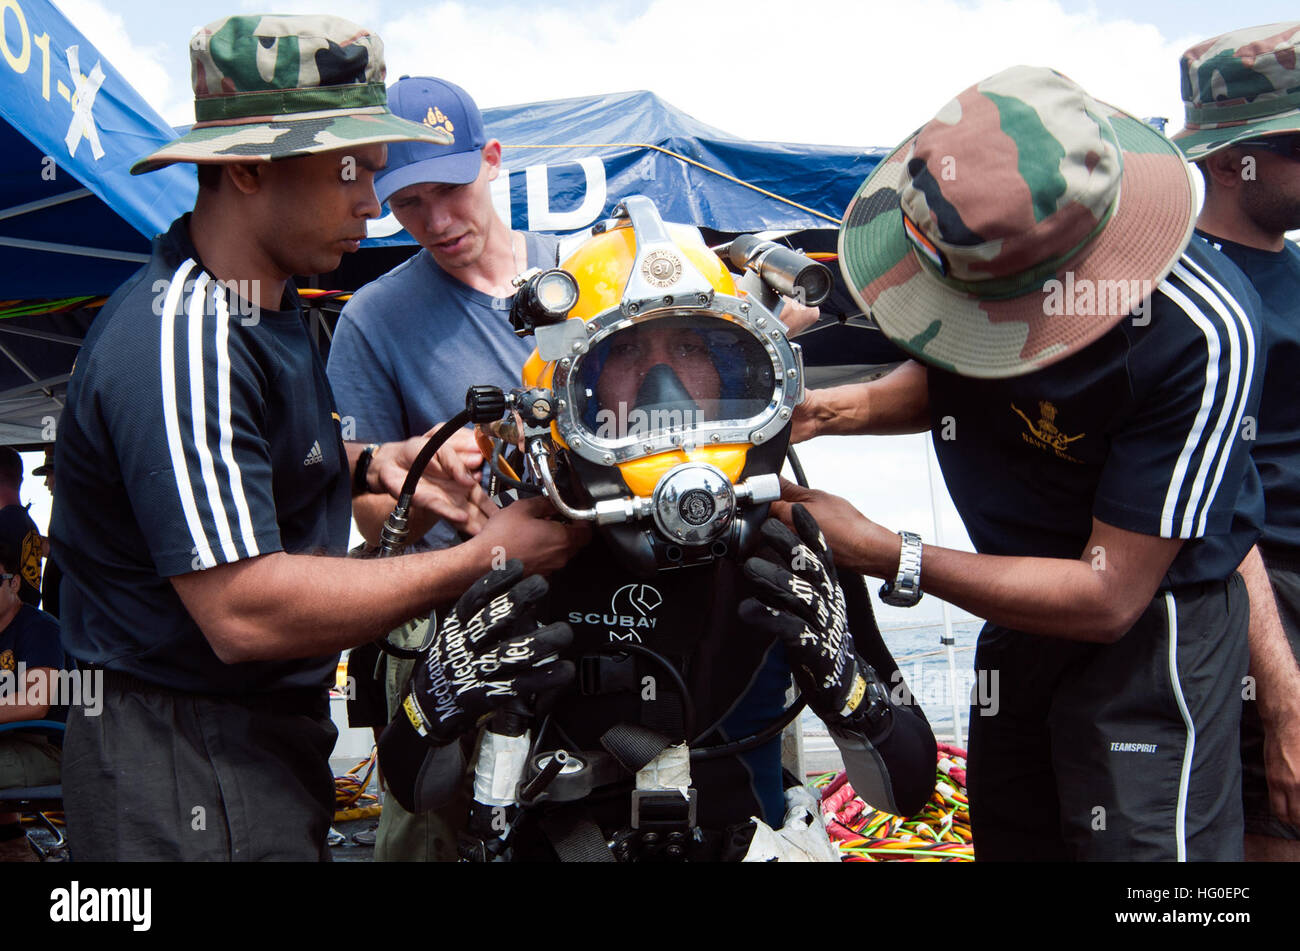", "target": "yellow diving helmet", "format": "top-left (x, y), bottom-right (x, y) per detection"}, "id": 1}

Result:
top-left (496, 195), bottom-right (825, 576)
